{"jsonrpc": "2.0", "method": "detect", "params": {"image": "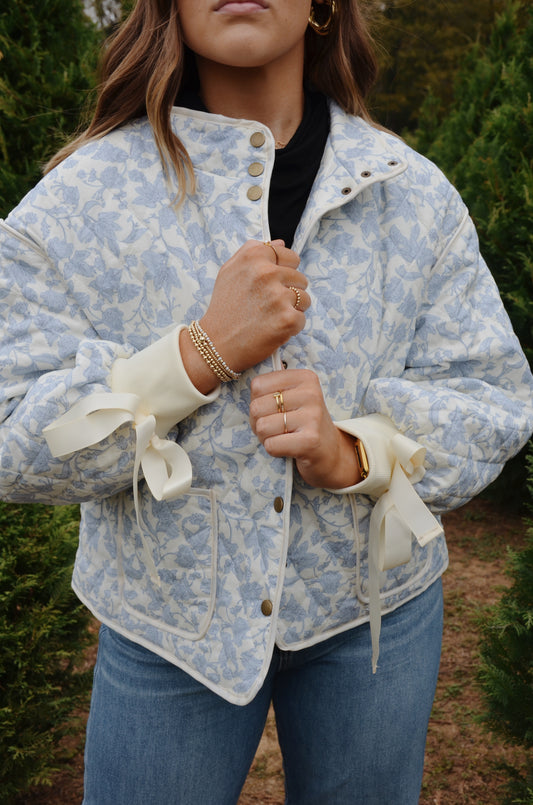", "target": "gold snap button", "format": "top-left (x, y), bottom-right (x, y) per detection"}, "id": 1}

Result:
top-left (247, 186), bottom-right (263, 201)
top-left (261, 599), bottom-right (273, 617)
top-left (248, 162), bottom-right (264, 177)
top-left (250, 131), bottom-right (266, 148)
top-left (274, 496), bottom-right (284, 513)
